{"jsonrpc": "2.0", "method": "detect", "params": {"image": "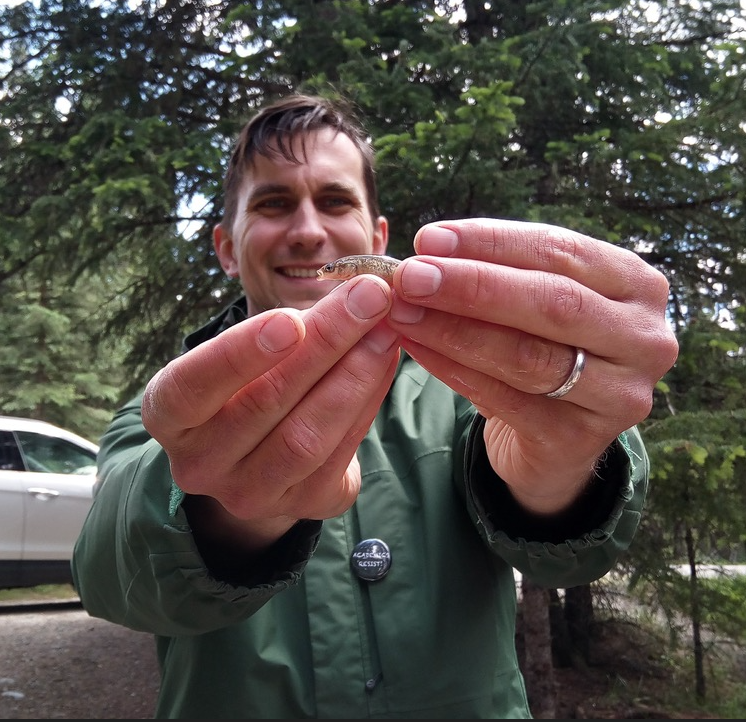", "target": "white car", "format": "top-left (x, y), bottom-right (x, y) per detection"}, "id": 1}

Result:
top-left (0, 416), bottom-right (99, 589)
